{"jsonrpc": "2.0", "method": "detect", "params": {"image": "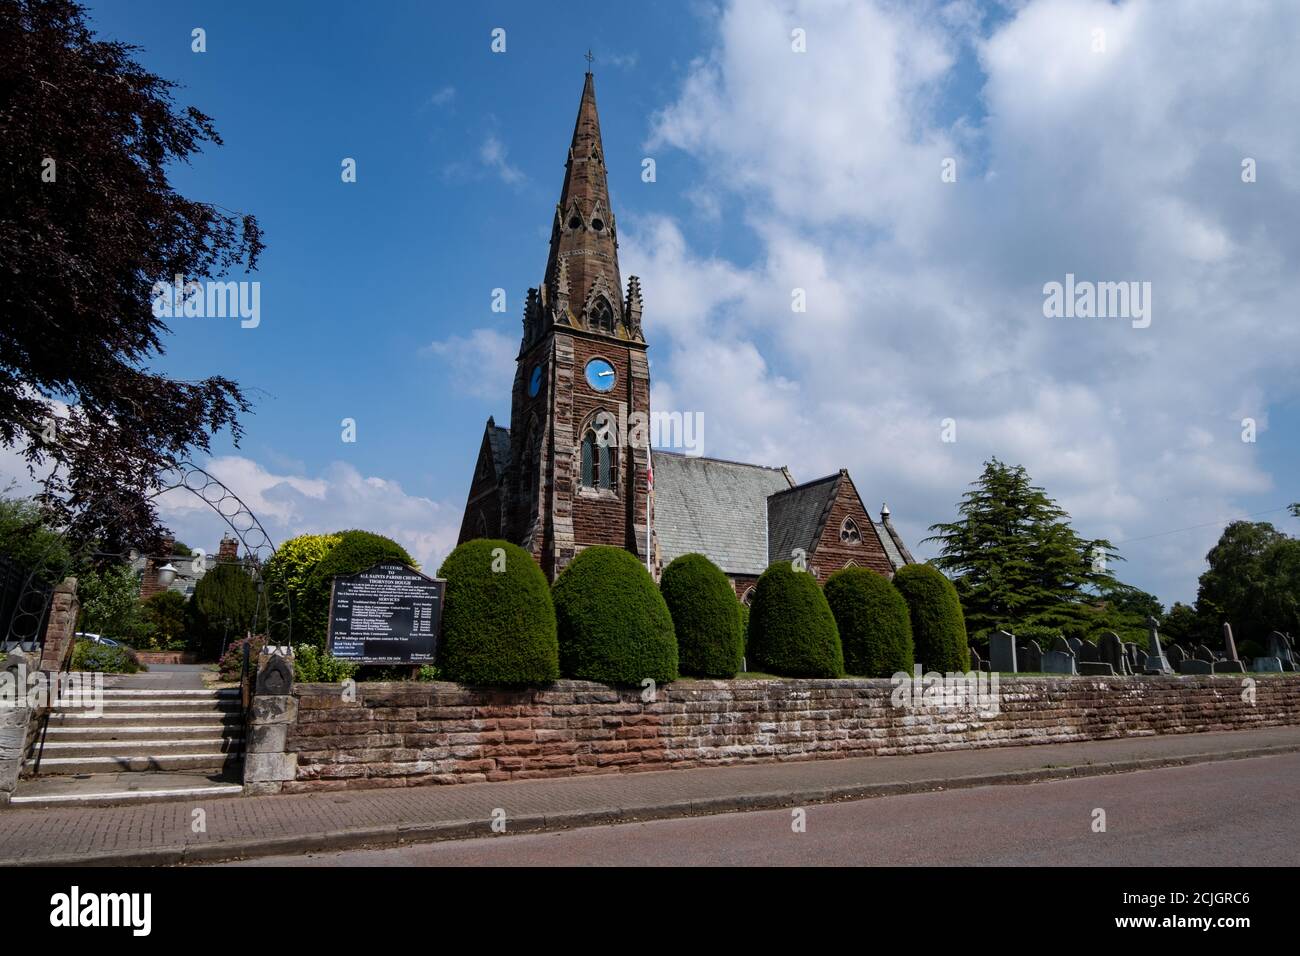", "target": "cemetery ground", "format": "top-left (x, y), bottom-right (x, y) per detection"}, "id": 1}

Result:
top-left (1, 725), bottom-right (1297, 866)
